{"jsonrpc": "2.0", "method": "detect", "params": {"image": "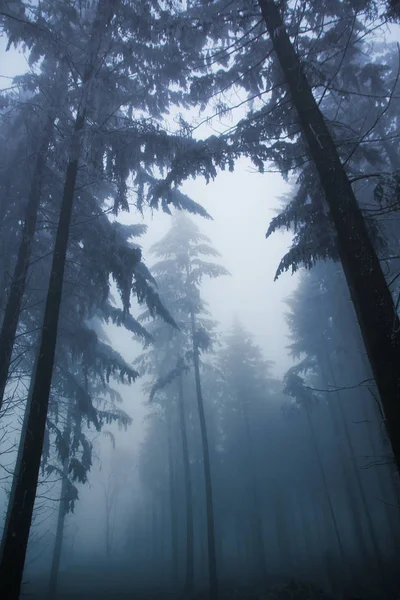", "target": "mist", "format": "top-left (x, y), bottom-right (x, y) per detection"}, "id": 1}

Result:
top-left (0, 2), bottom-right (400, 600)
